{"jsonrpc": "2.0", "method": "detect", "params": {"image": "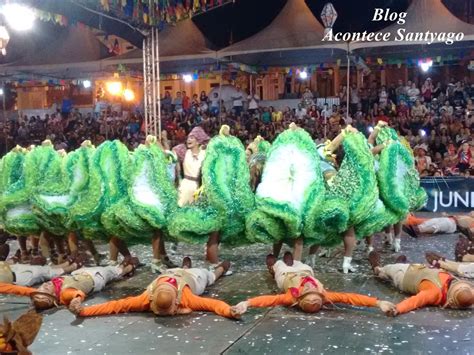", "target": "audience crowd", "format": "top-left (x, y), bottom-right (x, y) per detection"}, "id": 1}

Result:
top-left (1, 76), bottom-right (473, 177)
